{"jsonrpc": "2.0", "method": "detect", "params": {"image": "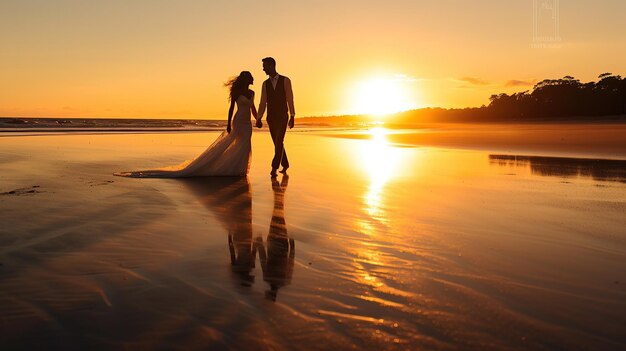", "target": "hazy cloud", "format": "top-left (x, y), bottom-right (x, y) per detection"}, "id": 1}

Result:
top-left (391, 74), bottom-right (419, 82)
top-left (505, 79), bottom-right (537, 87)
top-left (457, 77), bottom-right (490, 86)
